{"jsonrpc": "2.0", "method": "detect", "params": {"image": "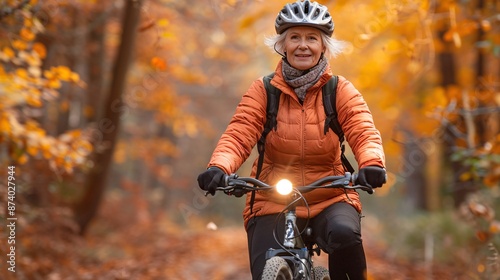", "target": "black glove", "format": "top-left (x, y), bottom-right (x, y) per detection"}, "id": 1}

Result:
top-left (356, 166), bottom-right (386, 188)
top-left (197, 167), bottom-right (225, 196)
